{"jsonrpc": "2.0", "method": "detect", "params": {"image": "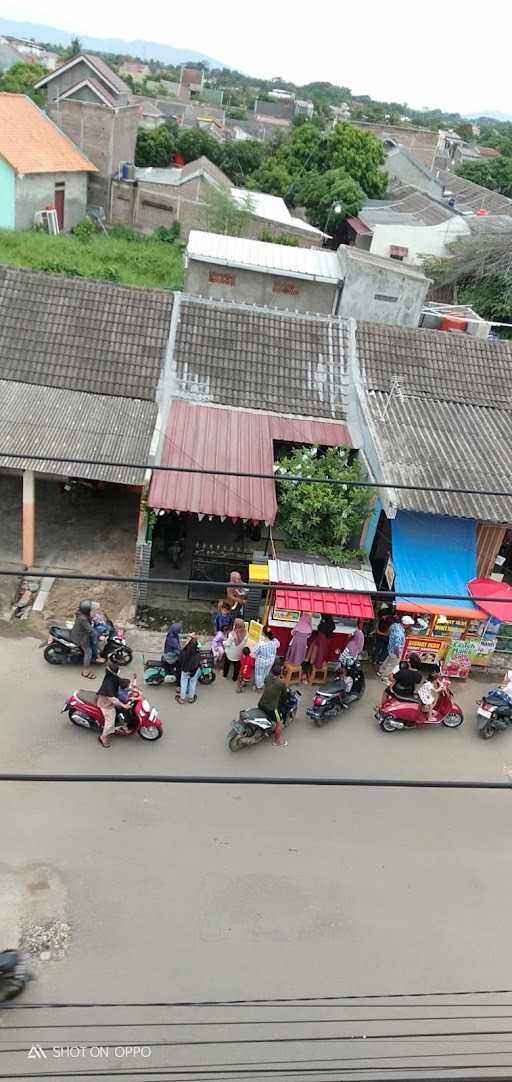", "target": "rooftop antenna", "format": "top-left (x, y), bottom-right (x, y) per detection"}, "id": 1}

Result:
top-left (379, 378), bottom-right (403, 422)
